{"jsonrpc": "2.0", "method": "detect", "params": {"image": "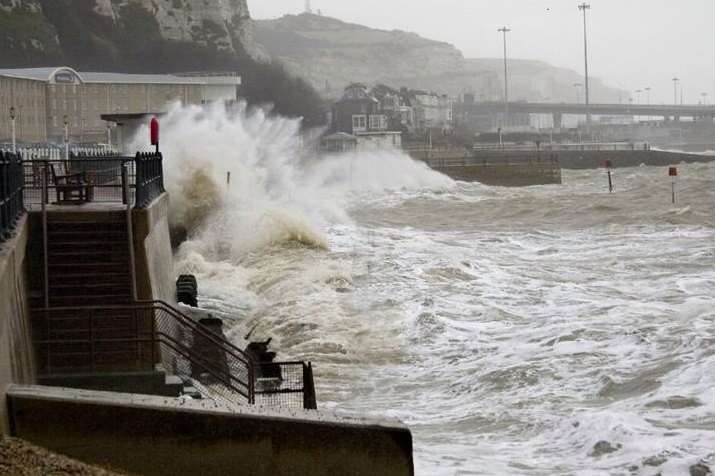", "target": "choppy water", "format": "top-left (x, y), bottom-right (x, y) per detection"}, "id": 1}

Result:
top-left (155, 105), bottom-right (715, 475)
